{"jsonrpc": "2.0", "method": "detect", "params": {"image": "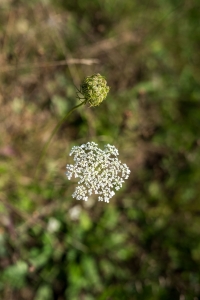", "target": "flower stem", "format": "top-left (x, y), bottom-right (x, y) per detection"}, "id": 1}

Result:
top-left (35, 100), bottom-right (86, 178)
